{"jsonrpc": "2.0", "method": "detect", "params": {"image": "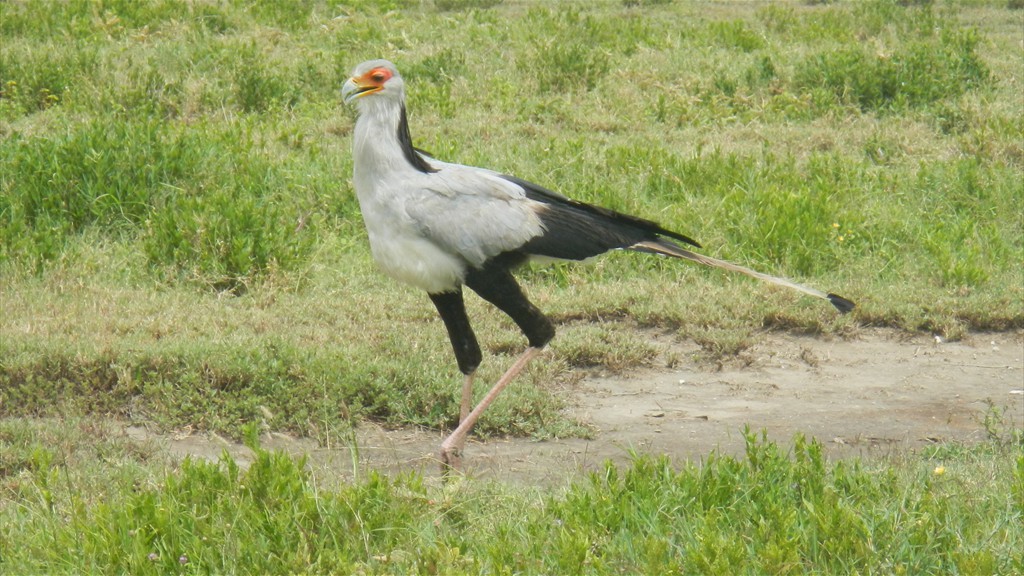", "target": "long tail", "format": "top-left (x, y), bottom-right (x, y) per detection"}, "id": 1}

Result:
top-left (634, 240), bottom-right (856, 314)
